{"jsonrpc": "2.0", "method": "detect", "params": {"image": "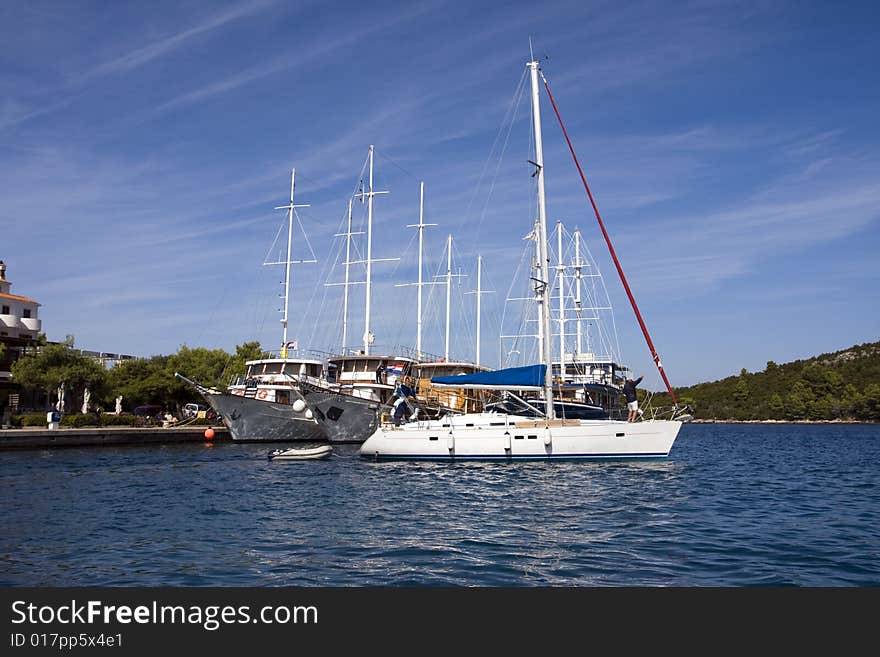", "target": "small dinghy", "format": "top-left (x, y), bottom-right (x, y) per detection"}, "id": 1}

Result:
top-left (268, 444), bottom-right (332, 461)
